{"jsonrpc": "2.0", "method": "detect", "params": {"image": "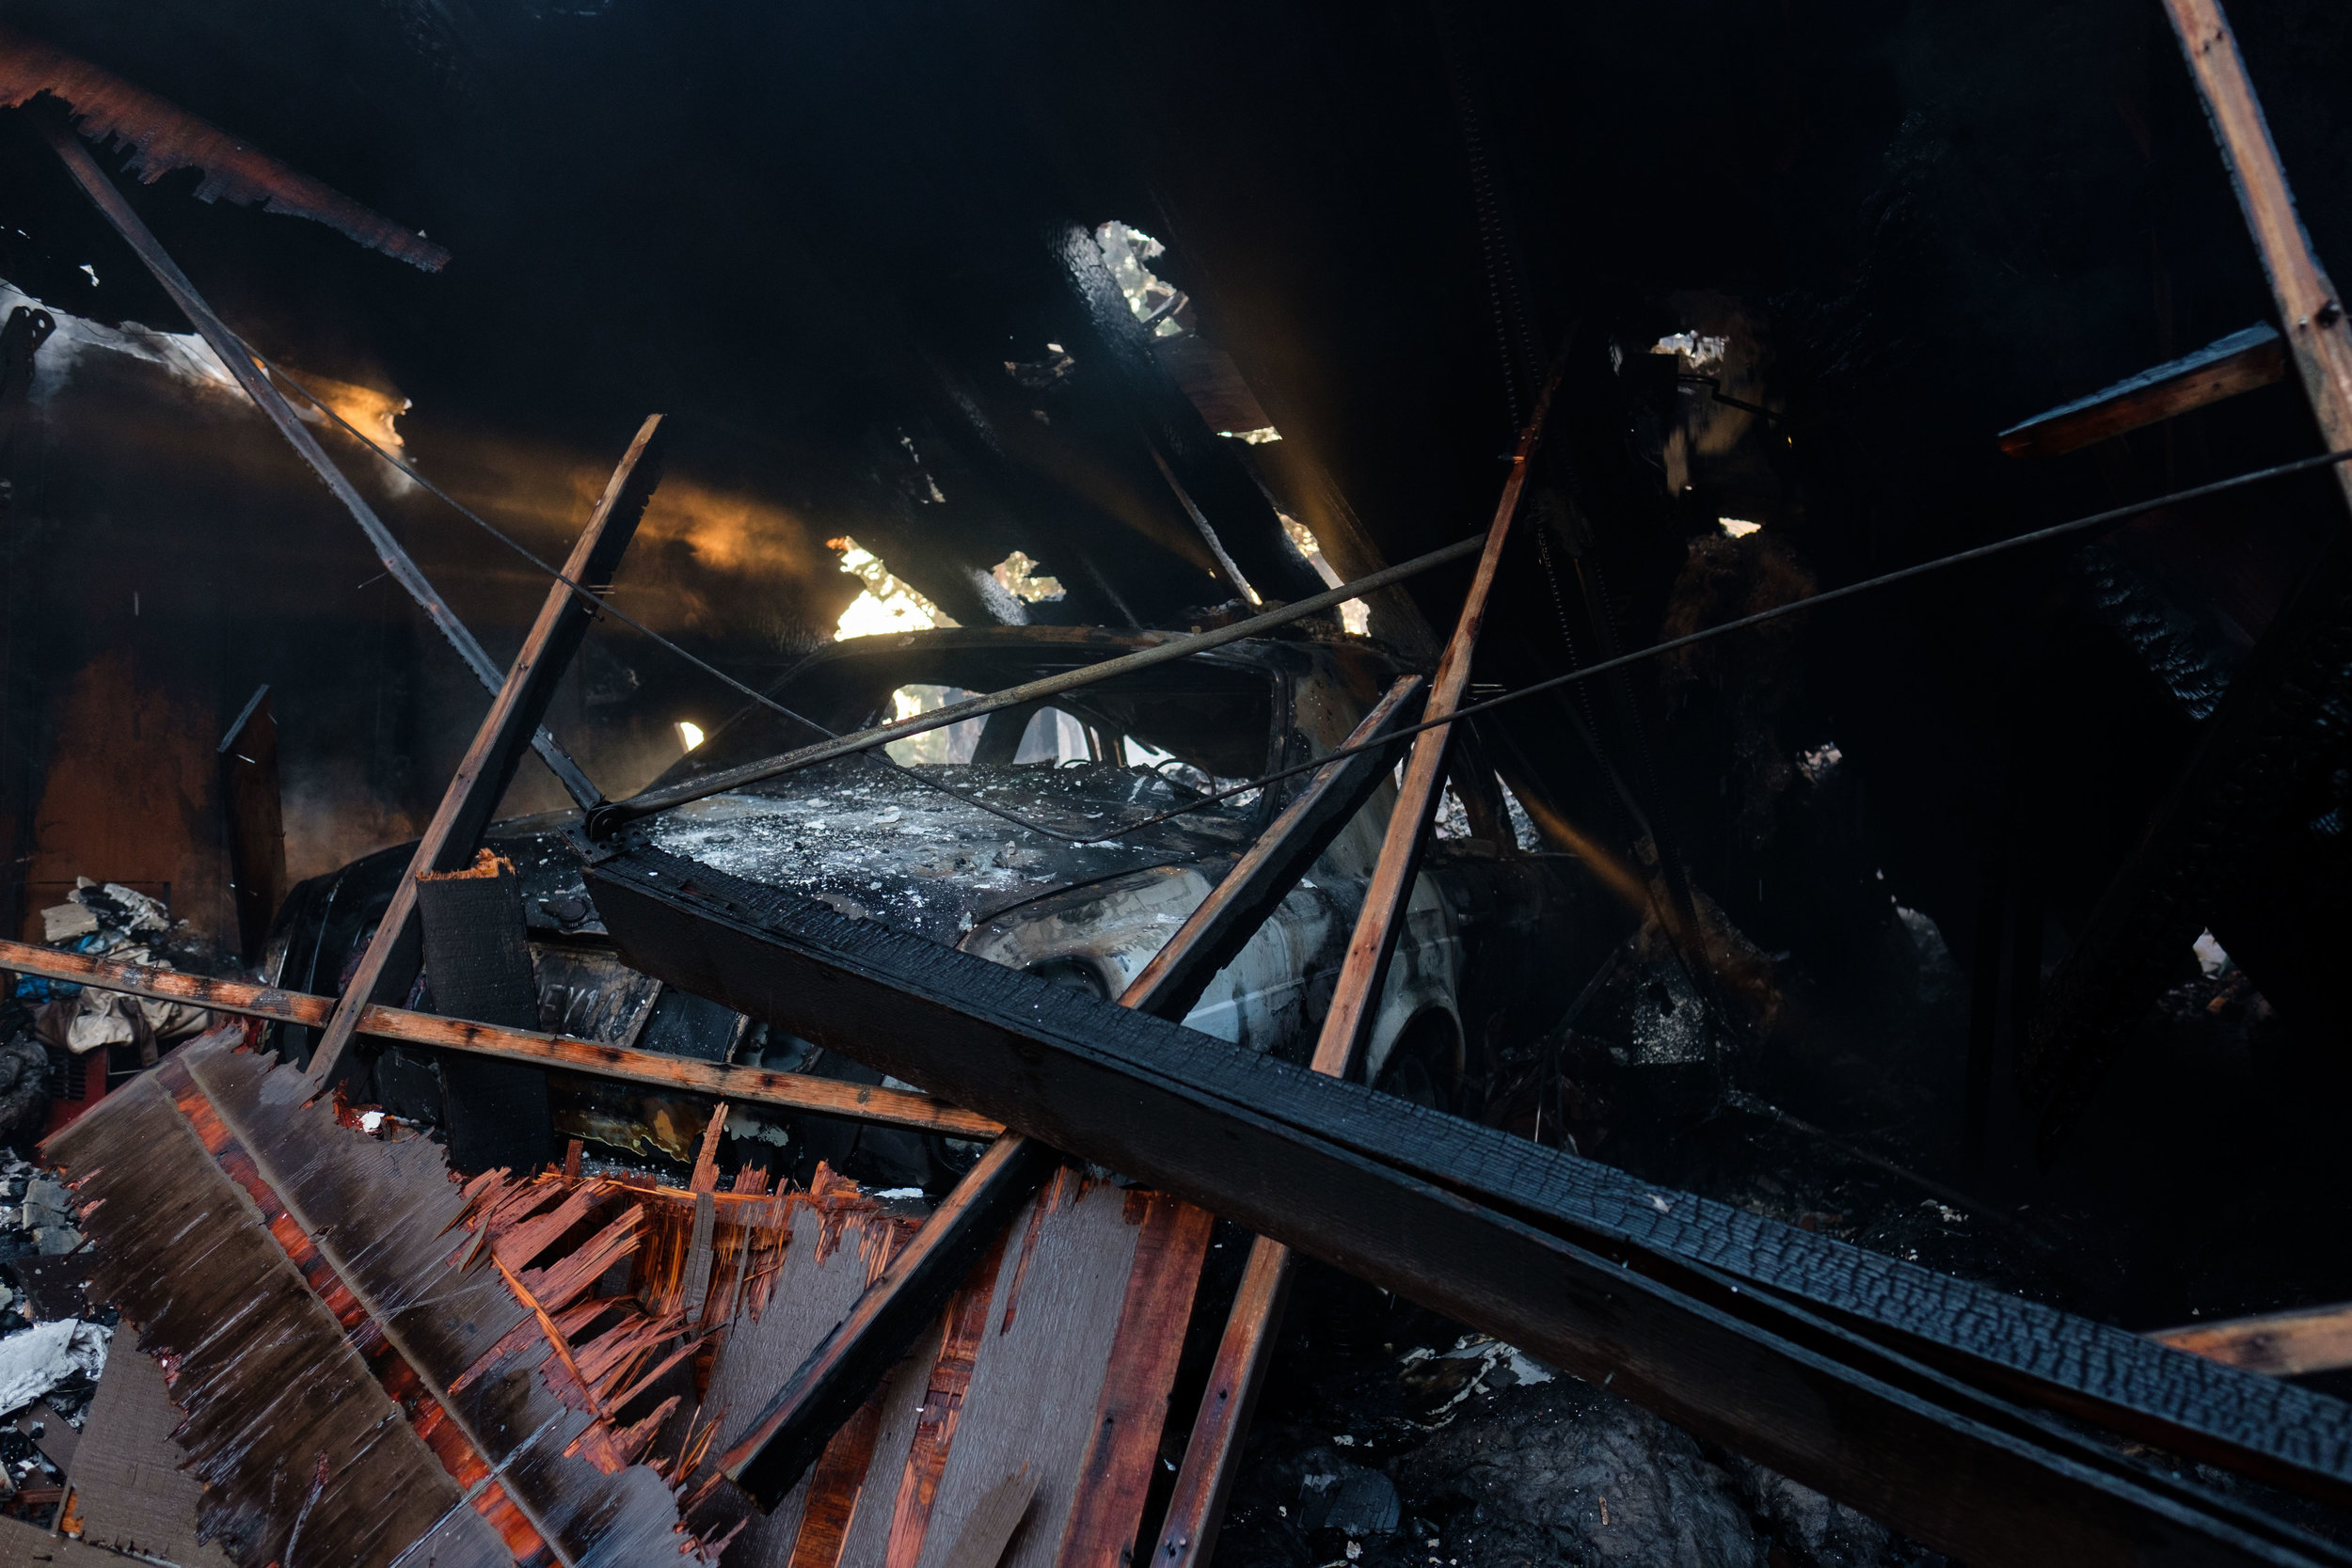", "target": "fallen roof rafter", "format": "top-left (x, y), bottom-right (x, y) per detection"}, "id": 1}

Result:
top-left (0, 936), bottom-right (1002, 1139)
top-left (0, 24), bottom-right (451, 270)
